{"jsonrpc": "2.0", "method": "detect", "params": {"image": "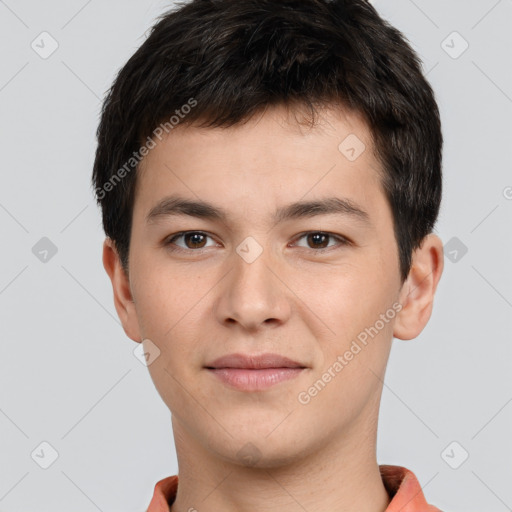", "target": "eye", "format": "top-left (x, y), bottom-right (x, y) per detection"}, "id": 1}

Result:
top-left (291, 231), bottom-right (350, 251)
top-left (164, 230), bottom-right (351, 254)
top-left (165, 231), bottom-right (217, 252)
